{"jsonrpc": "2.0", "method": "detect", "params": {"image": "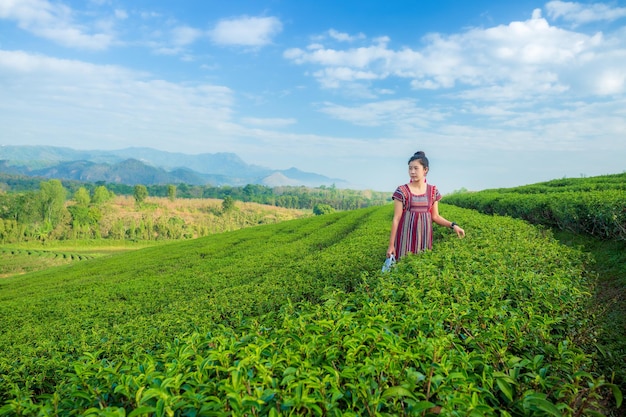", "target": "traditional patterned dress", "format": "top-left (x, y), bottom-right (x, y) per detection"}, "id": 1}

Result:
top-left (392, 183), bottom-right (442, 258)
